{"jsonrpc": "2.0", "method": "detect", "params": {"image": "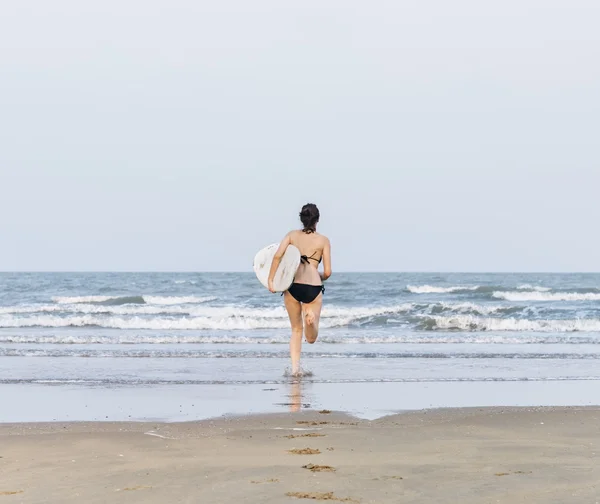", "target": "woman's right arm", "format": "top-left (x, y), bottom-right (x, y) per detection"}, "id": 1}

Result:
top-left (320, 237), bottom-right (332, 281)
top-left (267, 232), bottom-right (292, 292)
